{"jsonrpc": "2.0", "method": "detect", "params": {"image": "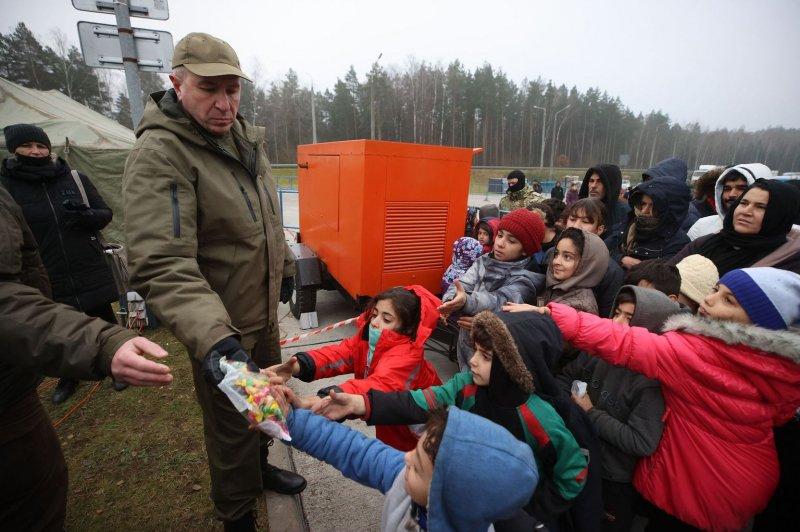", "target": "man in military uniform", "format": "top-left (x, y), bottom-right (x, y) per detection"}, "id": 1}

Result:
top-left (499, 169), bottom-right (545, 211)
top-left (123, 33), bottom-right (305, 530)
